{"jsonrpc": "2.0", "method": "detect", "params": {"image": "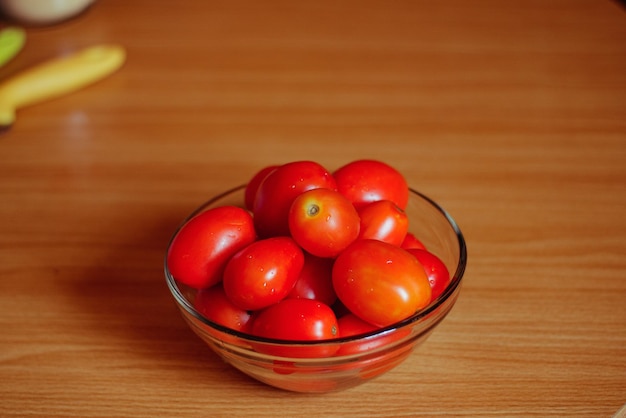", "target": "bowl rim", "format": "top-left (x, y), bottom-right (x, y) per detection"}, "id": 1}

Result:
top-left (164, 185), bottom-right (467, 347)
